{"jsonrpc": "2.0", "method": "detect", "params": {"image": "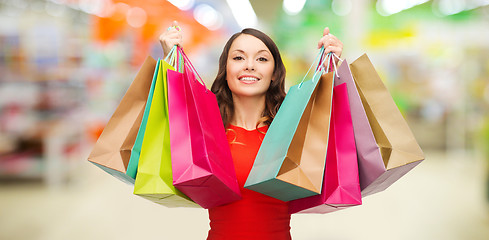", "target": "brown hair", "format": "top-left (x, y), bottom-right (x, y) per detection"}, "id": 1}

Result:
top-left (210, 28), bottom-right (286, 129)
